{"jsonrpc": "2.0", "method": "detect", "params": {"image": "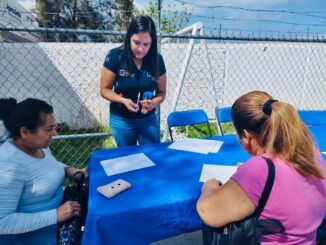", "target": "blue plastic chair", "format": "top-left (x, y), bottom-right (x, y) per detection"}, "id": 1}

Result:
top-left (298, 110), bottom-right (326, 126)
top-left (215, 107), bottom-right (233, 136)
top-left (167, 109), bottom-right (212, 141)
